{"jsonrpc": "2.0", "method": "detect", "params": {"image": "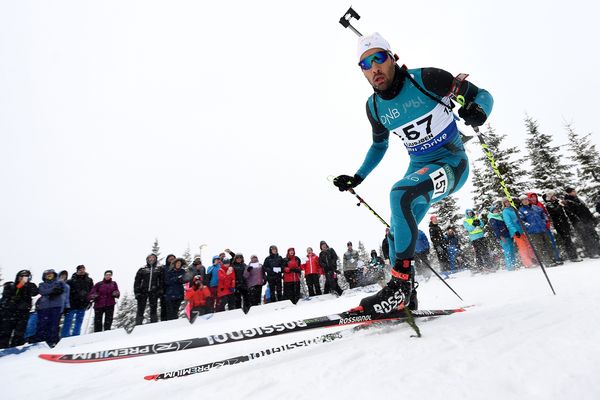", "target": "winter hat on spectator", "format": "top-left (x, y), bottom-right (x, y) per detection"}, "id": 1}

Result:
top-left (370, 250), bottom-right (378, 258)
top-left (565, 187), bottom-right (576, 194)
top-left (320, 240), bottom-right (329, 250)
top-left (519, 194), bottom-right (529, 201)
top-left (76, 264), bottom-right (85, 272)
top-left (223, 258), bottom-right (231, 265)
top-left (192, 275), bottom-right (203, 285)
top-left (212, 255), bottom-right (221, 263)
top-left (193, 257), bottom-right (202, 265)
top-left (357, 32), bottom-right (392, 62)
